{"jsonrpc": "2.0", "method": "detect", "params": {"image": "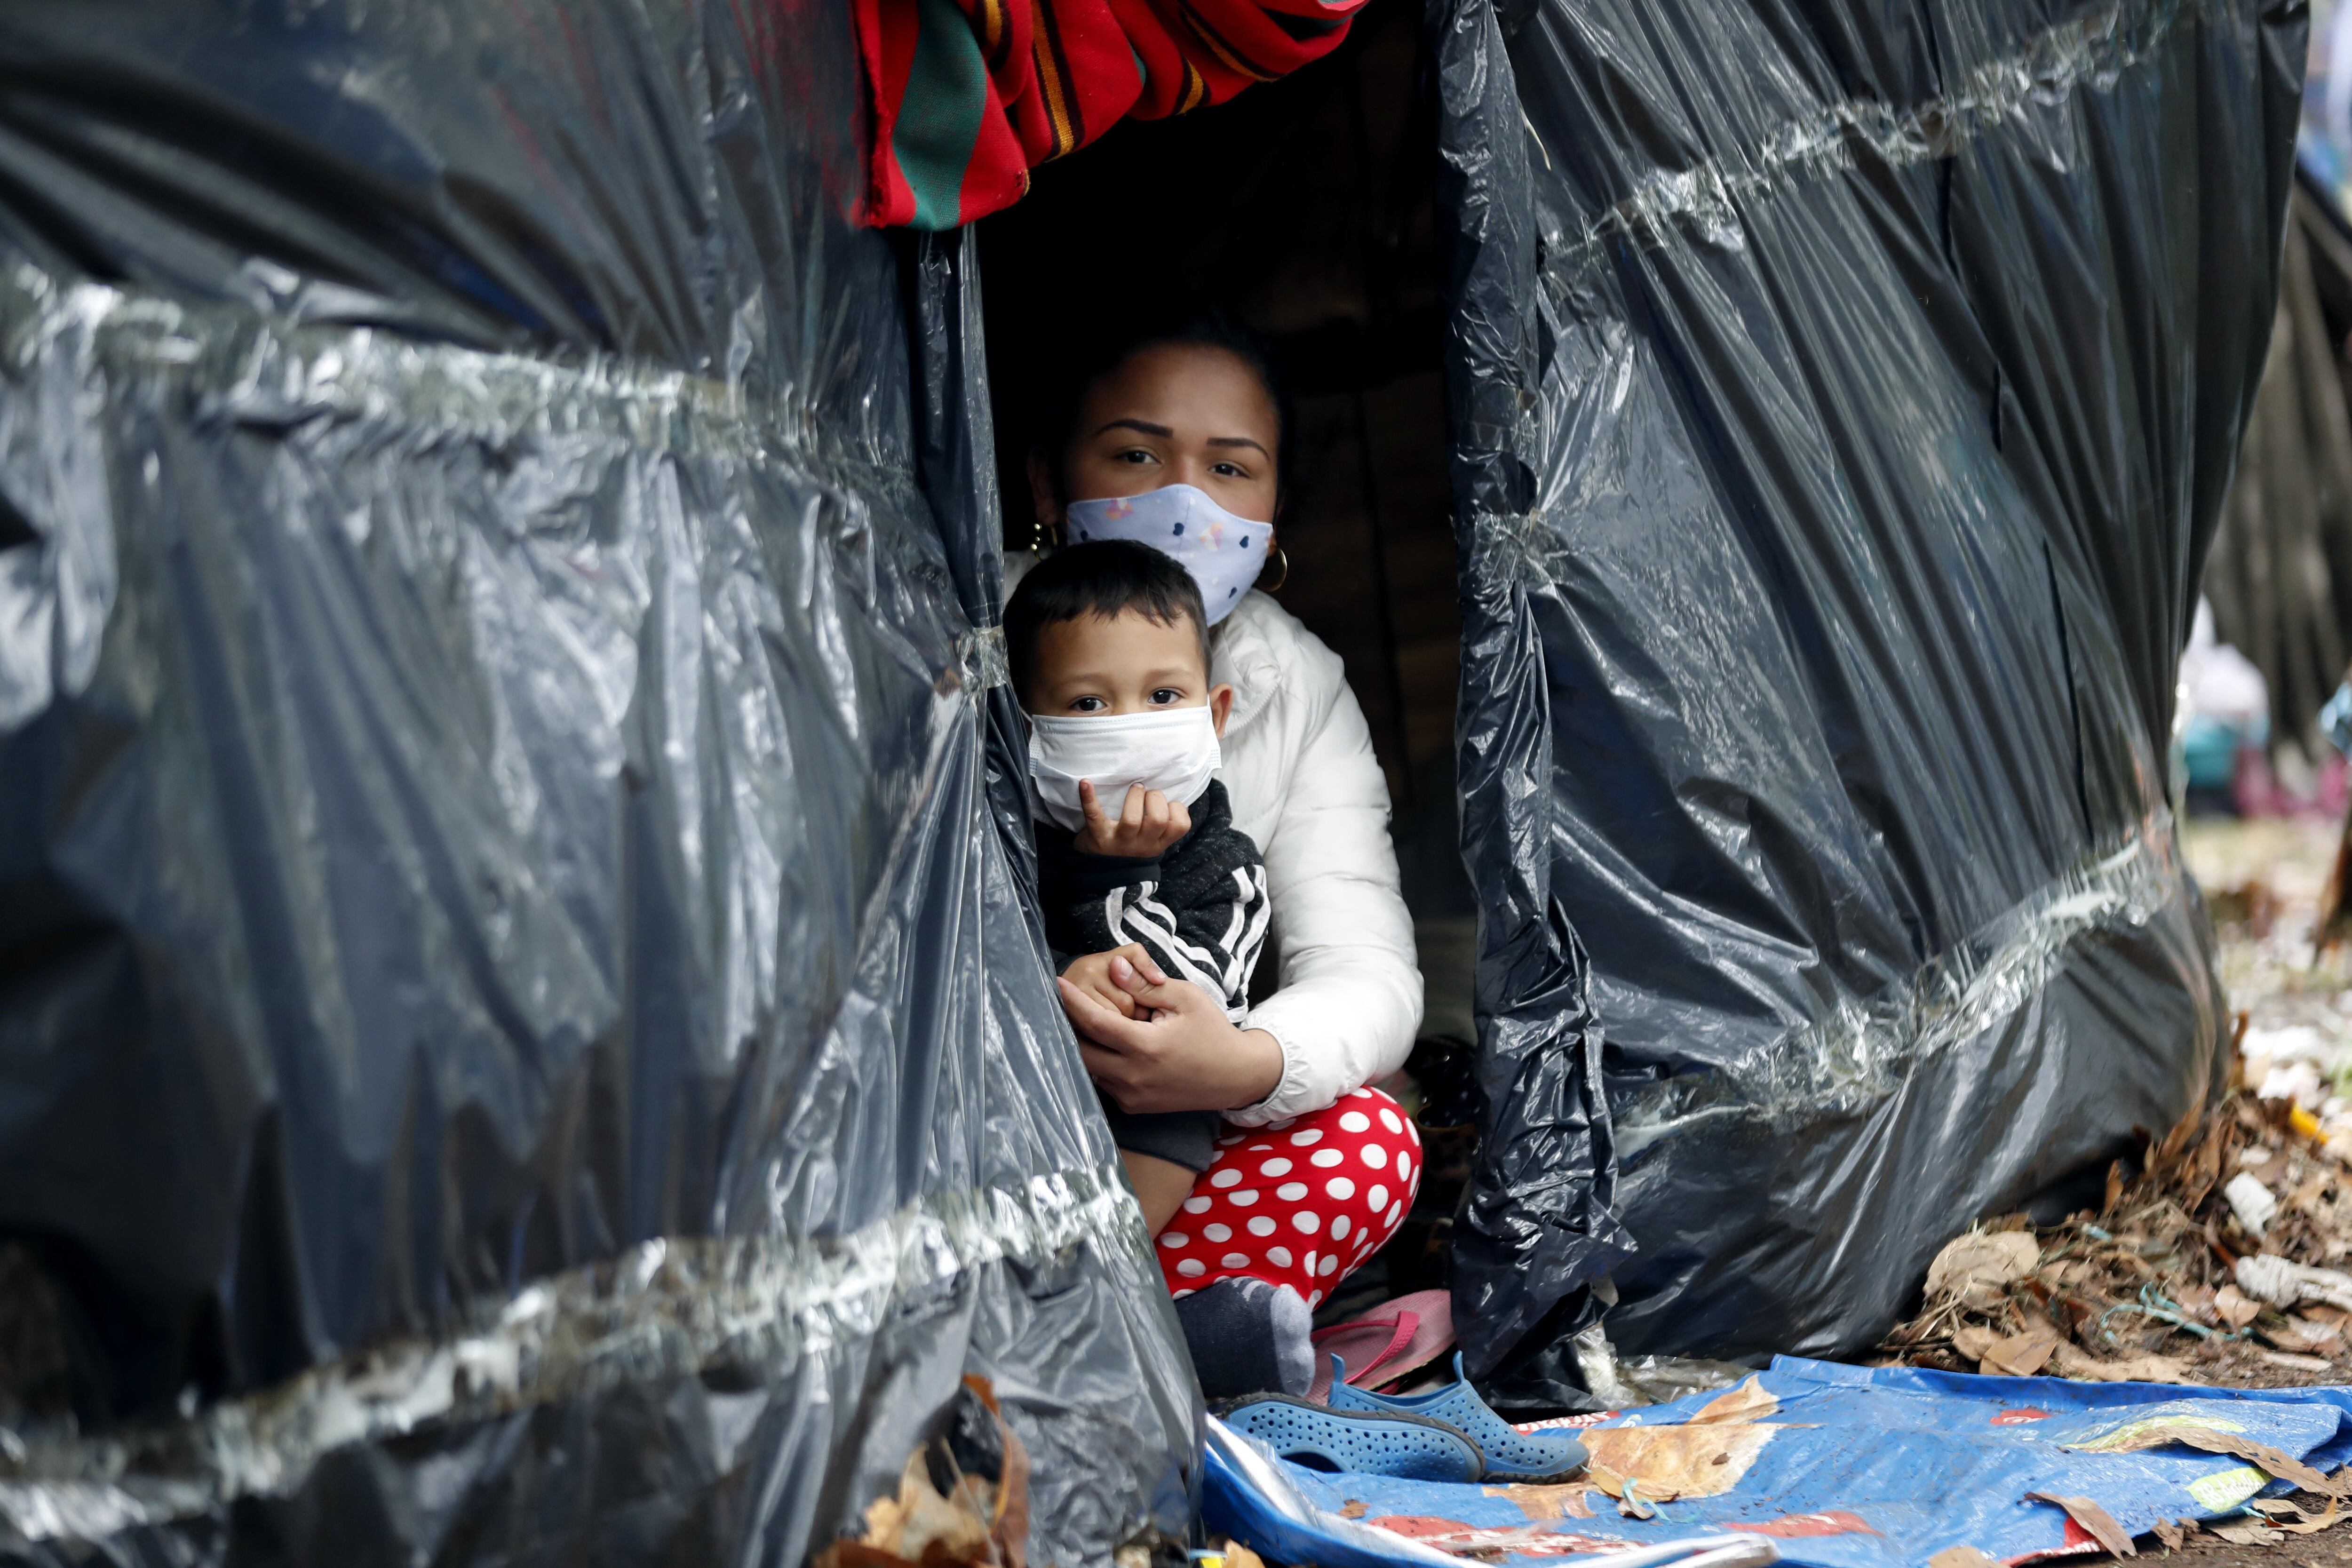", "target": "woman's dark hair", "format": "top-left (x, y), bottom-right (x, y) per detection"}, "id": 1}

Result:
top-left (1005, 540), bottom-right (1212, 703)
top-left (1036, 304), bottom-right (1298, 516)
